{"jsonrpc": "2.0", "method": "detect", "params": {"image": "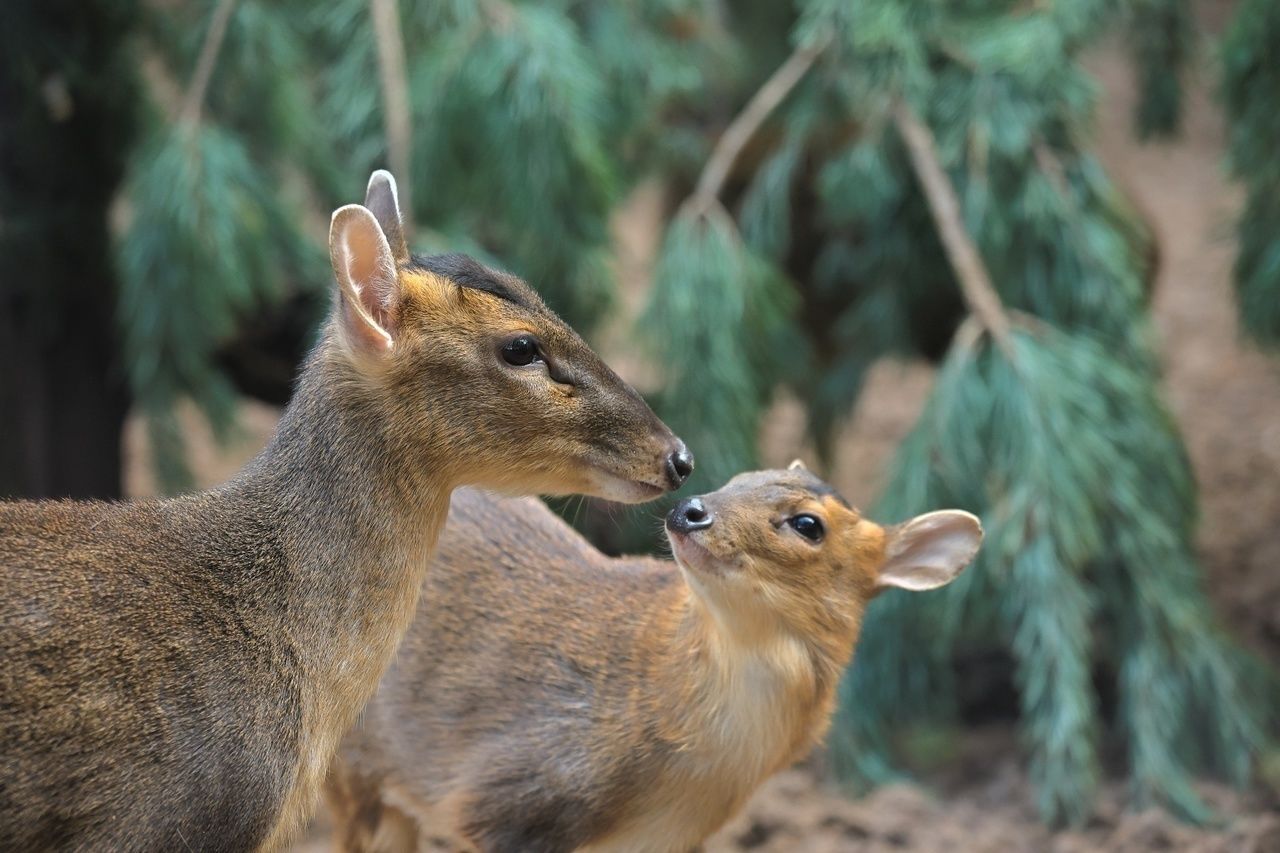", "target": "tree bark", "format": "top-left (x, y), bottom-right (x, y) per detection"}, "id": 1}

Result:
top-left (0, 1), bottom-right (140, 499)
